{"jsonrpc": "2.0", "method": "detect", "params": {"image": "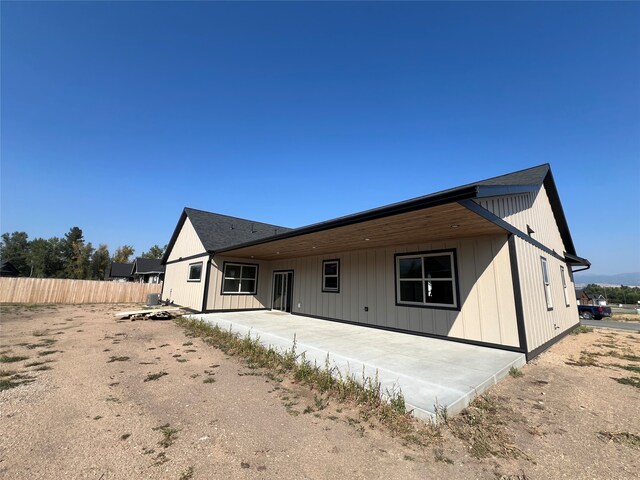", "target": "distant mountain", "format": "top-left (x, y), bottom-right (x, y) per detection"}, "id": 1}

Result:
top-left (573, 272), bottom-right (640, 287)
